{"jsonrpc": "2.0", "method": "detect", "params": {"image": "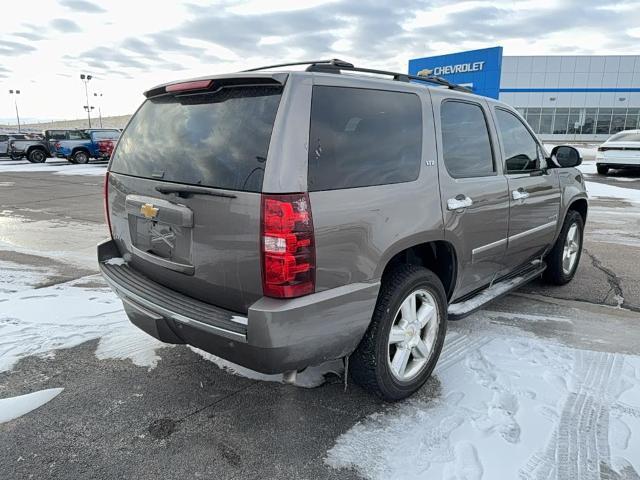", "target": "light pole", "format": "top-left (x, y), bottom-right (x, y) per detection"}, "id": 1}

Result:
top-left (80, 73), bottom-right (92, 128)
top-left (93, 92), bottom-right (103, 128)
top-left (8, 89), bottom-right (21, 132)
